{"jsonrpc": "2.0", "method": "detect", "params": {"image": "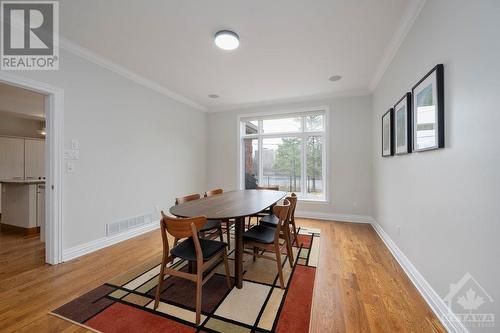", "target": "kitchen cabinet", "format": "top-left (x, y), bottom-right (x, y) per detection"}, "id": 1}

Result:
top-left (25, 139), bottom-right (45, 179)
top-left (0, 181), bottom-right (40, 230)
top-left (0, 137), bottom-right (24, 180)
